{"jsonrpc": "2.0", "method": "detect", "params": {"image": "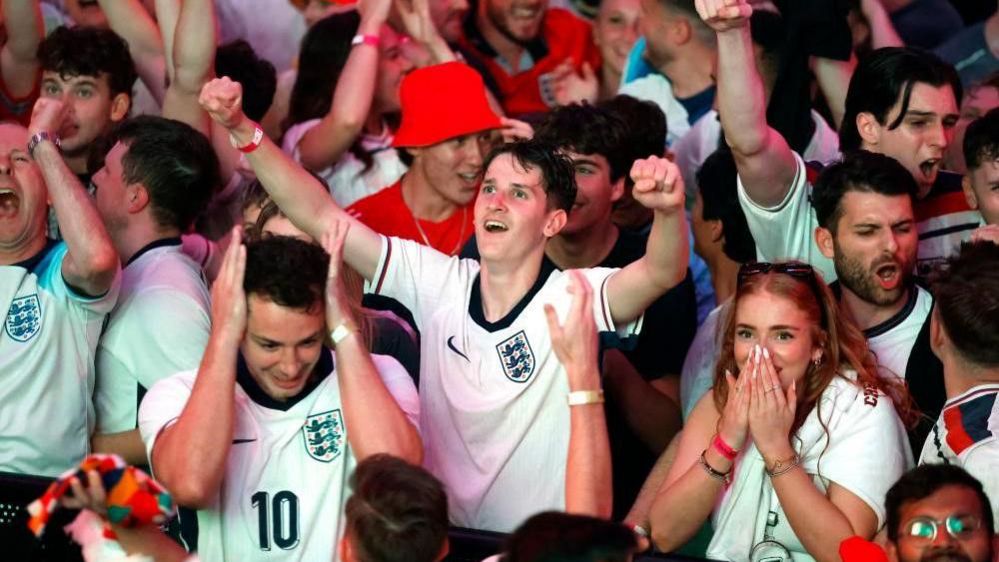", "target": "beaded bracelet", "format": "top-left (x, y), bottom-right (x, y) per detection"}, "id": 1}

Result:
top-left (699, 450), bottom-right (731, 486)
